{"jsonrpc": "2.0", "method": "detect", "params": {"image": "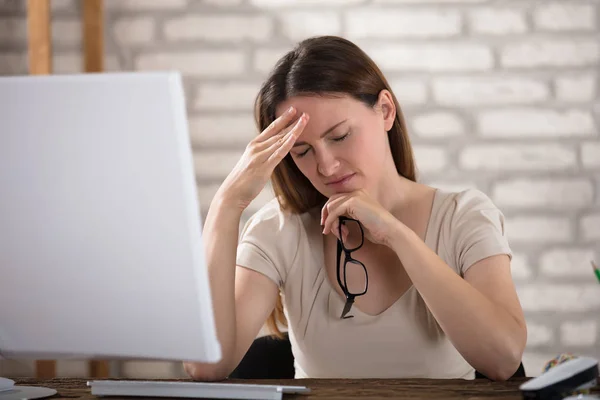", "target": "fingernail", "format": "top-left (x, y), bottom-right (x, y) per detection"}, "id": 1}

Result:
top-left (286, 106), bottom-right (295, 114)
